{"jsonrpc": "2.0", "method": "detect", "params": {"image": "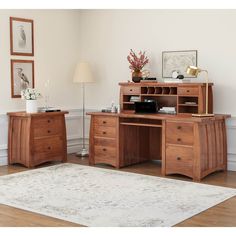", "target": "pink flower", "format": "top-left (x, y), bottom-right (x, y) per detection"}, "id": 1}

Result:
top-left (127, 49), bottom-right (149, 71)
